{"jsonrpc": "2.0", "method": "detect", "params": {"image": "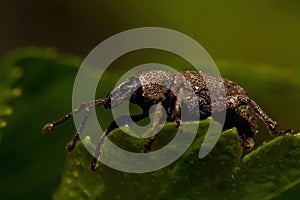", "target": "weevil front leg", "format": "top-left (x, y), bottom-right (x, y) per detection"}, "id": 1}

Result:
top-left (42, 98), bottom-right (109, 151)
top-left (43, 98), bottom-right (109, 132)
top-left (91, 113), bottom-right (149, 170)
